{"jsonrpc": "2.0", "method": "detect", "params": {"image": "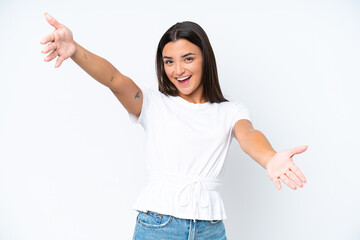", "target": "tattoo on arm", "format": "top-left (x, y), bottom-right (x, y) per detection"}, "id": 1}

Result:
top-left (83, 53), bottom-right (87, 60)
top-left (110, 76), bottom-right (114, 81)
top-left (135, 91), bottom-right (140, 99)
